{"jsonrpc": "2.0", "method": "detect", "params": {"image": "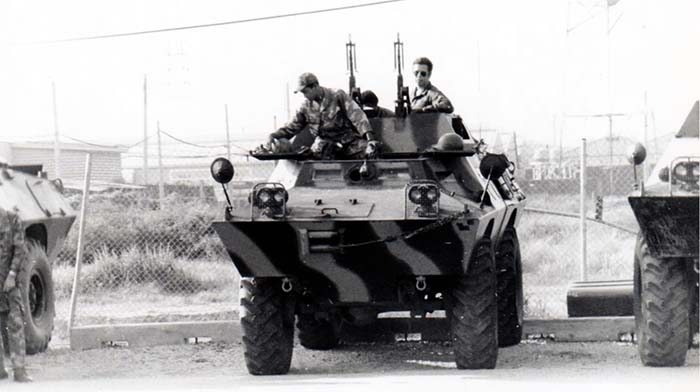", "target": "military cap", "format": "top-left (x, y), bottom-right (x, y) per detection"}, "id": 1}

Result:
top-left (294, 72), bottom-right (319, 93)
